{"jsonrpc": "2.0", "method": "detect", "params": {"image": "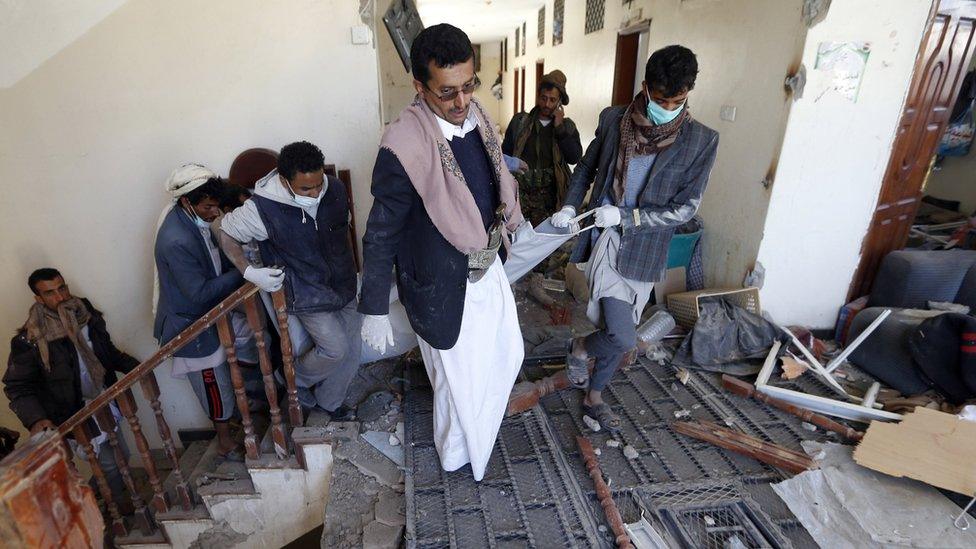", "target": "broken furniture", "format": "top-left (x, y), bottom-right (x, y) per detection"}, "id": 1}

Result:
top-left (854, 406), bottom-right (976, 524)
top-left (672, 420), bottom-right (817, 475)
top-left (721, 375), bottom-right (863, 441)
top-left (849, 249), bottom-right (976, 396)
top-left (0, 432), bottom-right (104, 547)
top-left (577, 436), bottom-right (634, 549)
top-left (755, 338), bottom-right (903, 424)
